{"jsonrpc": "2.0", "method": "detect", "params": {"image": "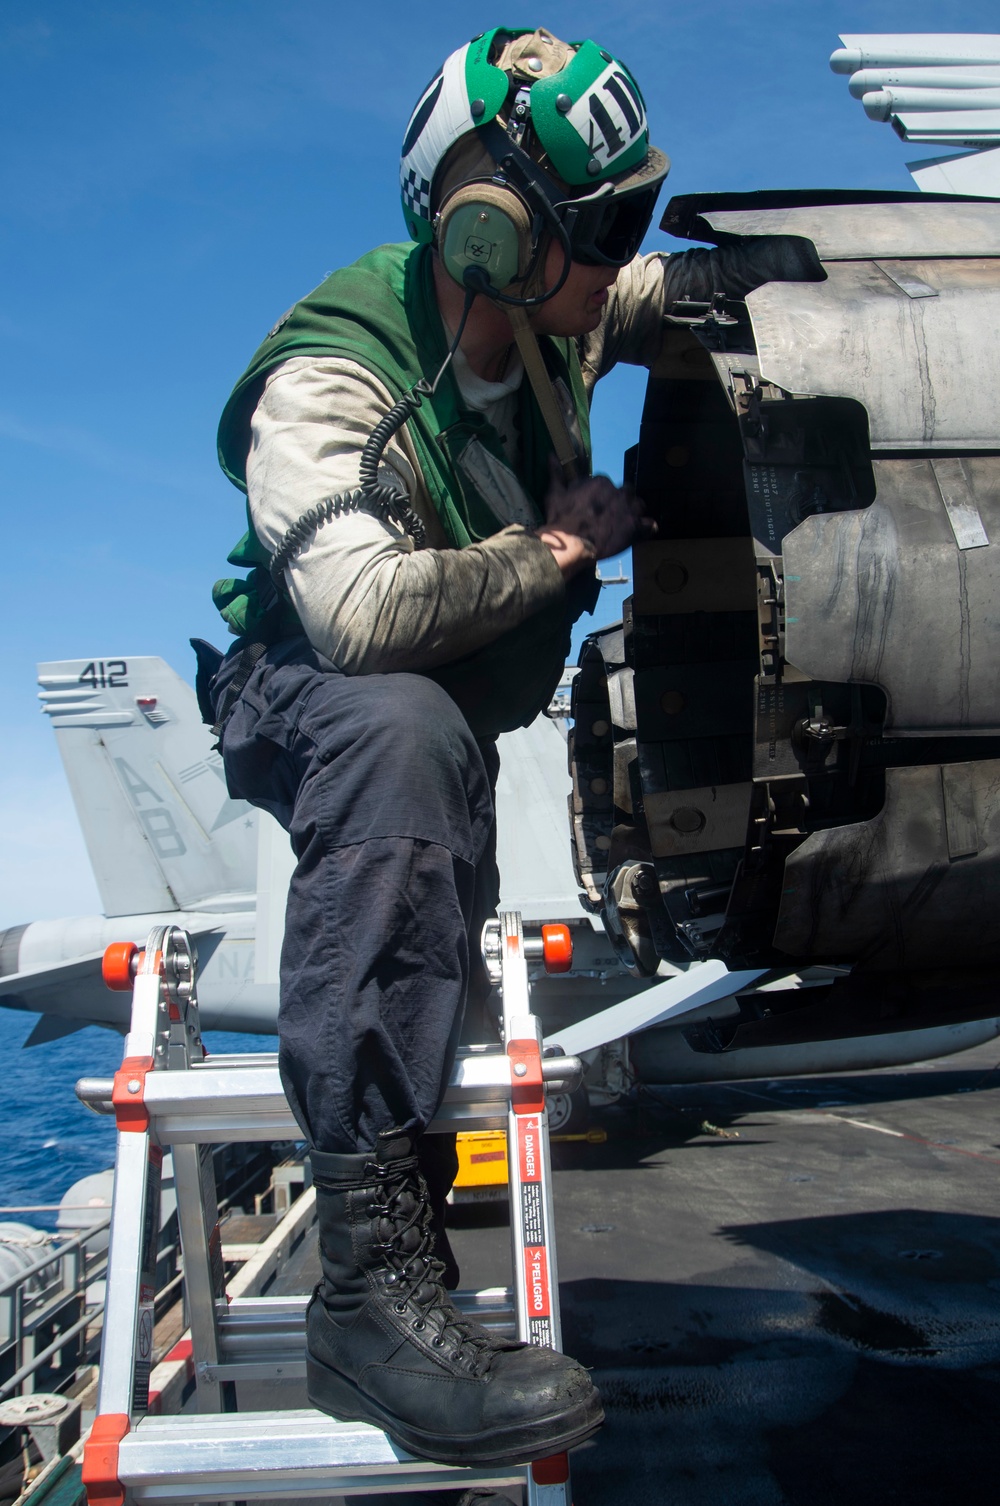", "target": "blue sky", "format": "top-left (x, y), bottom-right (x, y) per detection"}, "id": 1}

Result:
top-left (1, 1), bottom-right (995, 927)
